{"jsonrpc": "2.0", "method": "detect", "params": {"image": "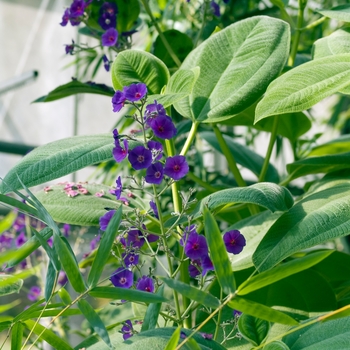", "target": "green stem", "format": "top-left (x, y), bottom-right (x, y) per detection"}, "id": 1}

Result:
top-left (194, 0), bottom-right (209, 48)
top-left (180, 121), bottom-right (199, 156)
top-left (187, 172), bottom-right (218, 192)
top-left (212, 124), bottom-right (246, 187)
top-left (141, 0), bottom-right (182, 67)
top-left (258, 116), bottom-right (279, 182)
top-left (214, 288), bottom-right (223, 340)
top-left (301, 16), bottom-right (326, 31)
top-left (288, 0), bottom-right (306, 67)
